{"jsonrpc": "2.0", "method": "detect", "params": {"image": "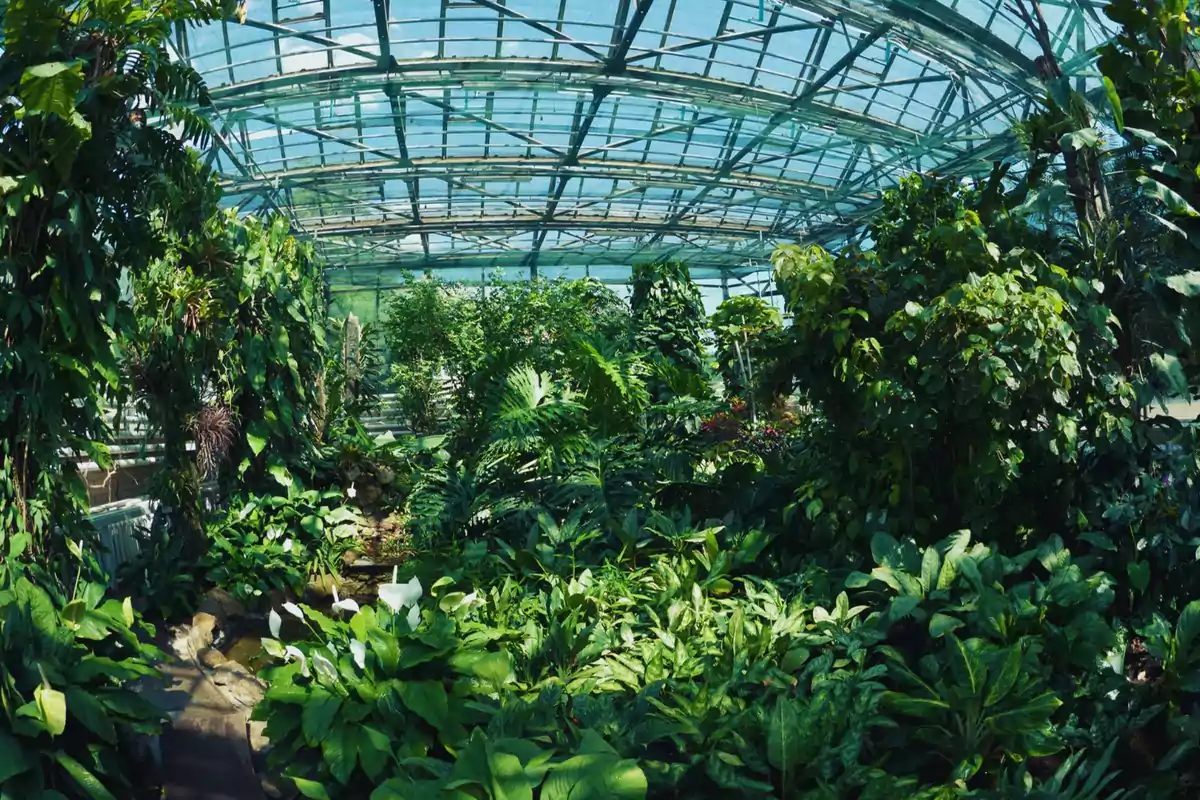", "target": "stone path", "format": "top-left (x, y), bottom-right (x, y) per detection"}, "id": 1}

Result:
top-left (148, 658), bottom-right (264, 800)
